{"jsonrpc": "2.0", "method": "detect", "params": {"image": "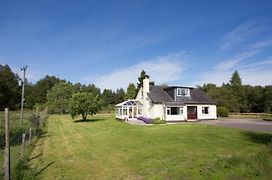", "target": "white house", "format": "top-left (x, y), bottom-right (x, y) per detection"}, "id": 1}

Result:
top-left (115, 78), bottom-right (217, 122)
